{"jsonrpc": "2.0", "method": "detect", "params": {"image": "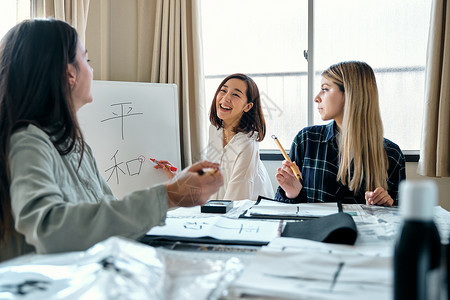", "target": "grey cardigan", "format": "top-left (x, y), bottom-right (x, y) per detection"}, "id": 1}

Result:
top-left (2, 124), bottom-right (168, 262)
